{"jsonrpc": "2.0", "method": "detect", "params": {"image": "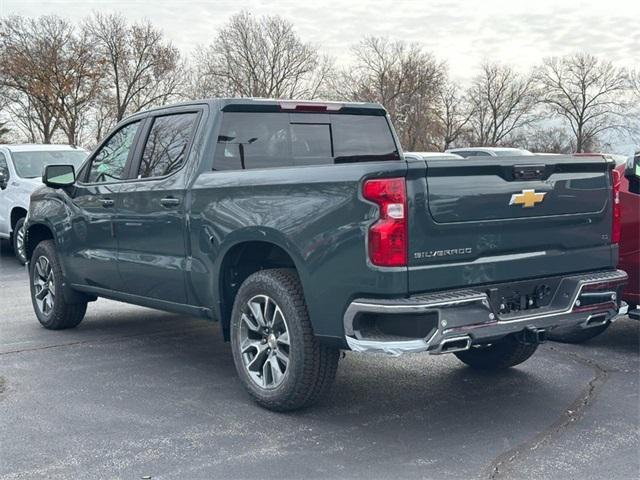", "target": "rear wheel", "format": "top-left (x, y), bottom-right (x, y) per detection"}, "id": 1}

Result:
top-left (230, 268), bottom-right (339, 411)
top-left (29, 240), bottom-right (87, 330)
top-left (547, 323), bottom-right (610, 344)
top-left (454, 334), bottom-right (538, 370)
top-left (12, 217), bottom-right (27, 265)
